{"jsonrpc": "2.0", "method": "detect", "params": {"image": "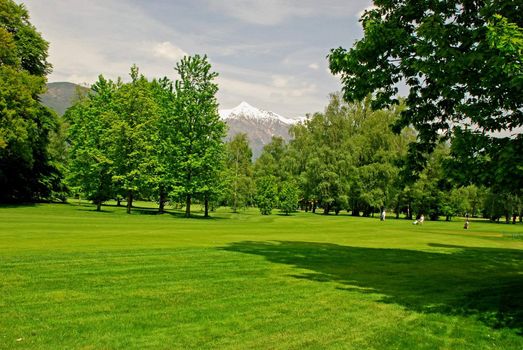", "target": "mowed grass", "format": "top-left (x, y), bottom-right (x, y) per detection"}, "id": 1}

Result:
top-left (1, 202), bottom-right (522, 349)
